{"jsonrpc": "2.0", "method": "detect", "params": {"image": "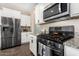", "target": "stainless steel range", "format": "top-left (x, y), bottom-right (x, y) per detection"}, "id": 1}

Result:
top-left (37, 26), bottom-right (74, 56)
